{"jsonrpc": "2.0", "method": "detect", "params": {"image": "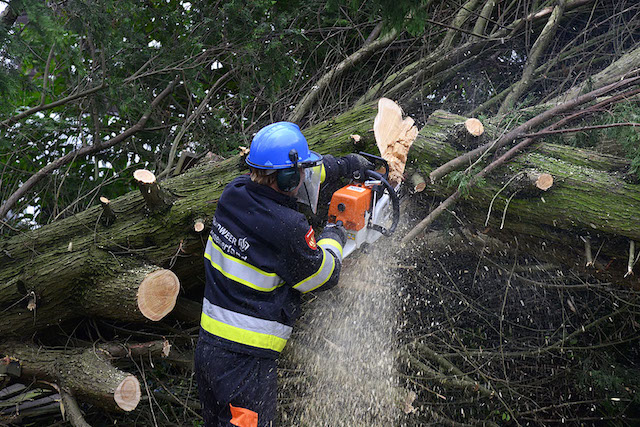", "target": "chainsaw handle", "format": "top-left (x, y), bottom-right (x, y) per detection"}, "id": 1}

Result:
top-left (365, 170), bottom-right (399, 236)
